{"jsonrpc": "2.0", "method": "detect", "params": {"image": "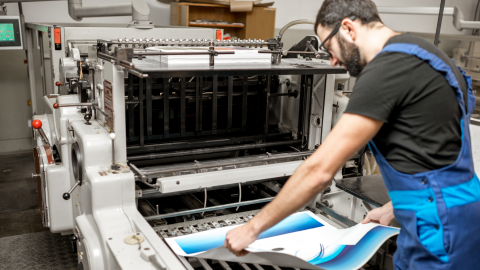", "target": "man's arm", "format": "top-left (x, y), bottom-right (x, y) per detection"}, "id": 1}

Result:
top-left (224, 113), bottom-right (384, 256)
